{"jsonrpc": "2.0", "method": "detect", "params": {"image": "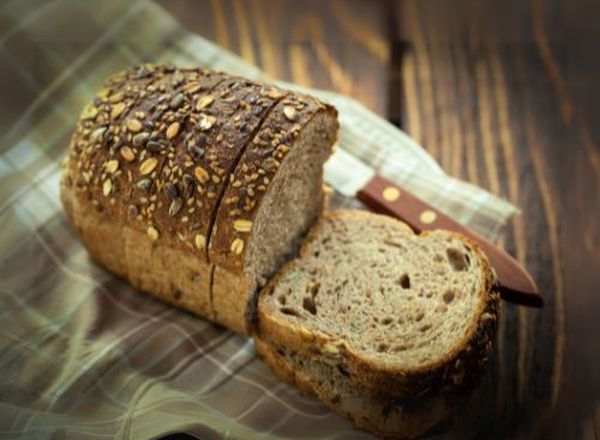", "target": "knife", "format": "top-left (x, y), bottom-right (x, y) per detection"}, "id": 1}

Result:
top-left (324, 148), bottom-right (542, 308)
